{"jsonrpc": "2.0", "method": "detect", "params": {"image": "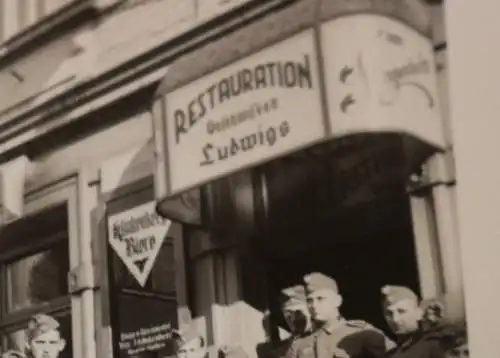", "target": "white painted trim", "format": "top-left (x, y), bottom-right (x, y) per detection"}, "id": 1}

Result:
top-left (444, 2), bottom-right (500, 355)
top-left (0, 155), bottom-right (36, 223)
top-left (409, 194), bottom-right (443, 300)
top-left (23, 176), bottom-right (83, 358)
top-left (2, 0), bottom-right (20, 40)
top-left (76, 167), bottom-right (98, 358)
top-left (171, 222), bottom-right (191, 329)
top-left (0, 66), bottom-right (167, 156)
top-left (100, 136), bottom-right (154, 194)
top-left (428, 153), bottom-right (464, 322)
